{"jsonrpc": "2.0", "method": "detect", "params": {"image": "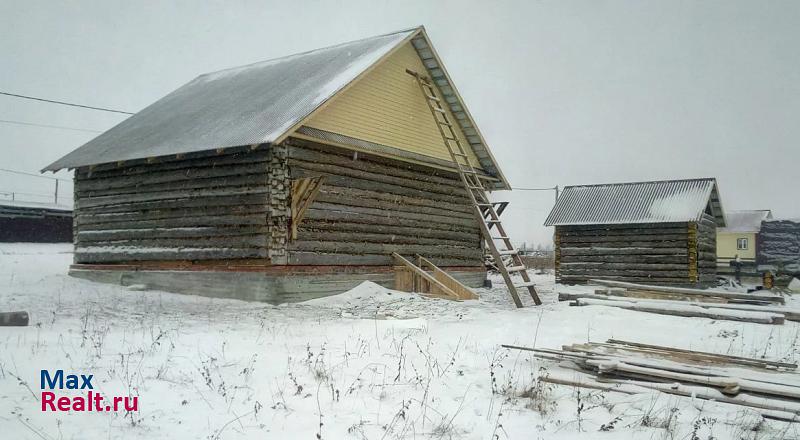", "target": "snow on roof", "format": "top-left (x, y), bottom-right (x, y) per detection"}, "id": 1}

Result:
top-left (544, 178), bottom-right (726, 226)
top-left (43, 28), bottom-right (417, 171)
top-left (718, 210), bottom-right (772, 233)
